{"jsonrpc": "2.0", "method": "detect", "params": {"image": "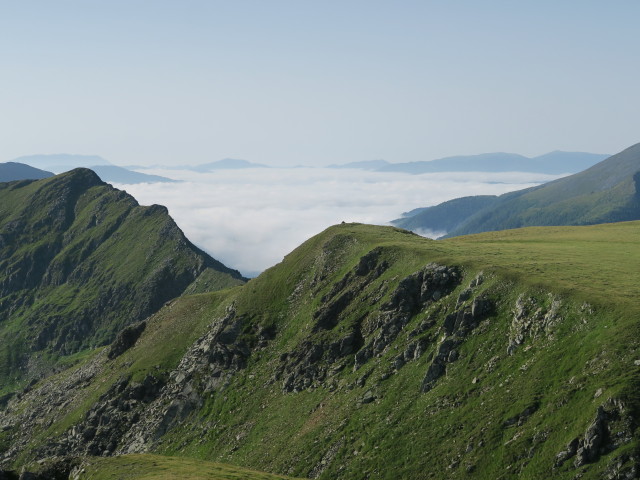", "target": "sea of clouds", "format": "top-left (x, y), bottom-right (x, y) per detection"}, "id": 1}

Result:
top-left (115, 168), bottom-right (560, 277)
